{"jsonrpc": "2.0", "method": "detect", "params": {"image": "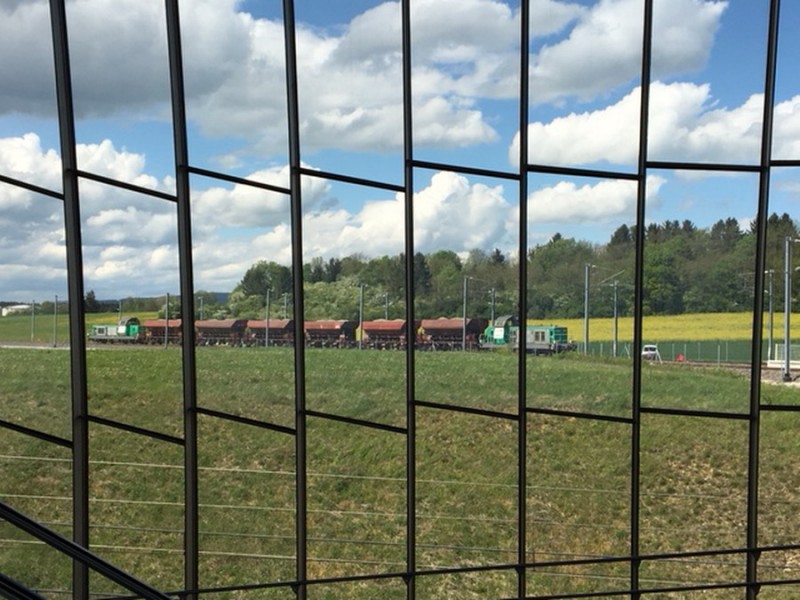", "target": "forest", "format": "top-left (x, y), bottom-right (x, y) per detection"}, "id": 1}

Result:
top-left (89, 213), bottom-right (800, 323)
